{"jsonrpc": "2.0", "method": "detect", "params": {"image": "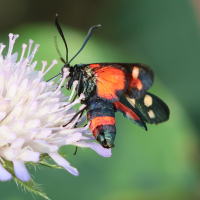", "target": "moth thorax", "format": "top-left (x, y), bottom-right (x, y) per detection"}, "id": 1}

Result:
top-left (84, 66), bottom-right (95, 77)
